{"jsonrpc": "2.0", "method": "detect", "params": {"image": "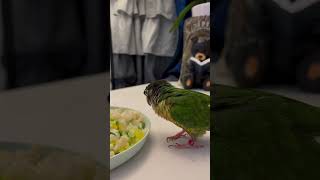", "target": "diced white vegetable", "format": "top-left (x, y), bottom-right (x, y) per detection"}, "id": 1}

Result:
top-left (110, 109), bottom-right (146, 157)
